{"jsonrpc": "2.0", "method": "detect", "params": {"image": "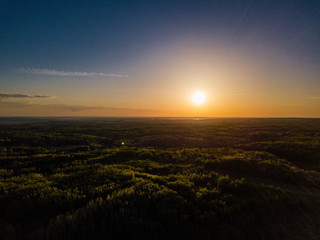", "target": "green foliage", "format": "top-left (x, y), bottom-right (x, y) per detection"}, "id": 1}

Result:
top-left (1, 118), bottom-right (320, 239)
